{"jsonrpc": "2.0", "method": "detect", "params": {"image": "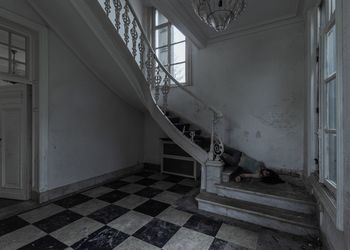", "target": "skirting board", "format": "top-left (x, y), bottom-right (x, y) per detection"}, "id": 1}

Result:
top-left (34, 164), bottom-right (143, 203)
